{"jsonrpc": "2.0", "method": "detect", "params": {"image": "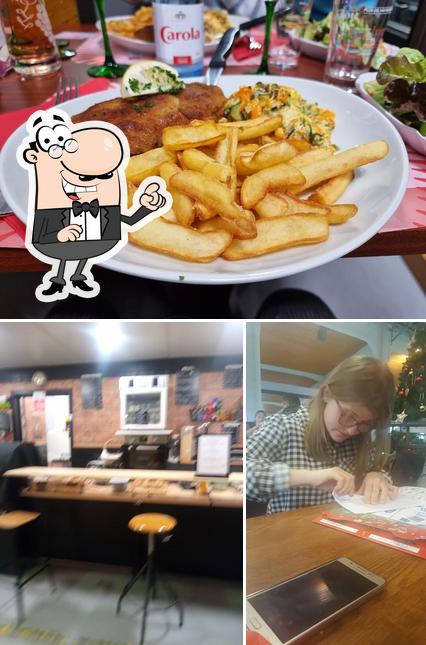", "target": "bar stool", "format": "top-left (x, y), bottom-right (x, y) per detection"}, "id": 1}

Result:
top-left (0, 511), bottom-right (54, 625)
top-left (116, 513), bottom-right (184, 645)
